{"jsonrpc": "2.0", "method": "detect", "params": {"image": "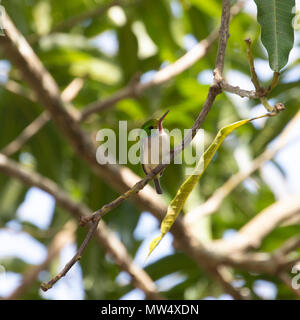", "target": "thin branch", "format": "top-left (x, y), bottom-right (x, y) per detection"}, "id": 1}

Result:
top-left (41, 217), bottom-right (100, 291)
top-left (50, 1), bottom-right (121, 33)
top-left (266, 71), bottom-right (280, 95)
top-left (219, 39), bottom-right (281, 101)
top-left (1, 78), bottom-right (84, 156)
top-left (6, 221), bottom-right (76, 300)
top-left (220, 80), bottom-right (259, 99)
top-left (218, 252), bottom-right (300, 276)
top-left (244, 38), bottom-right (262, 93)
top-left (60, 78), bottom-right (85, 103)
top-left (245, 38), bottom-right (278, 112)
